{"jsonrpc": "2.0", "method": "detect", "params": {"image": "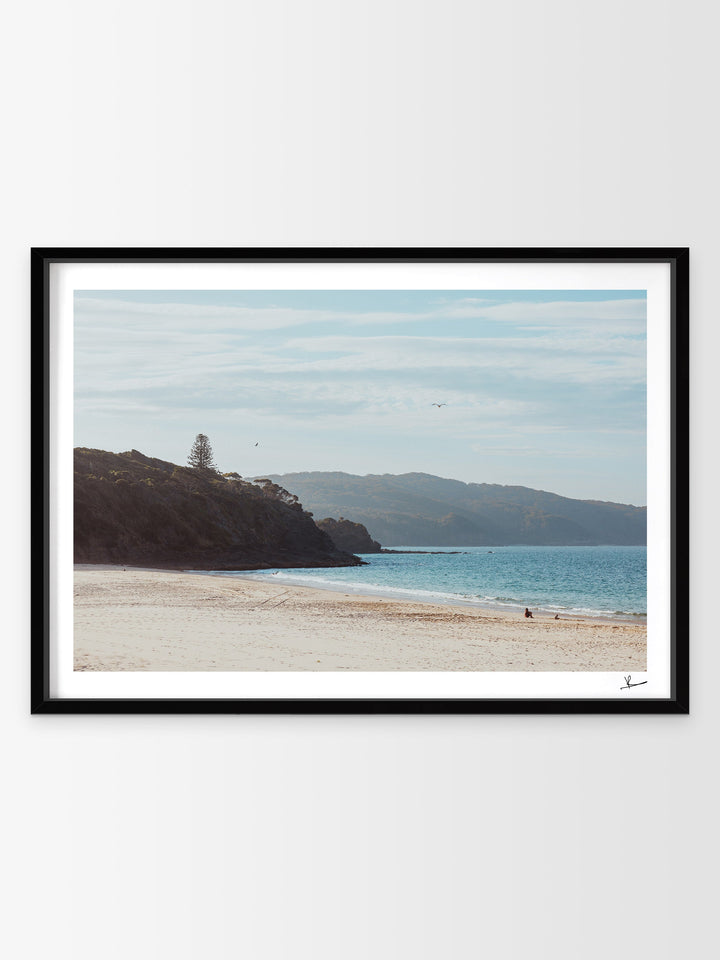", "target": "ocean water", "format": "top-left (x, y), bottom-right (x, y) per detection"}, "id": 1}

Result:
top-left (212, 545), bottom-right (646, 621)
